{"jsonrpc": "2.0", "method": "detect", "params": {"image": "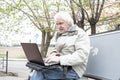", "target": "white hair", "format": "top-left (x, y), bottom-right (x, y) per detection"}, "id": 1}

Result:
top-left (54, 12), bottom-right (74, 26)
